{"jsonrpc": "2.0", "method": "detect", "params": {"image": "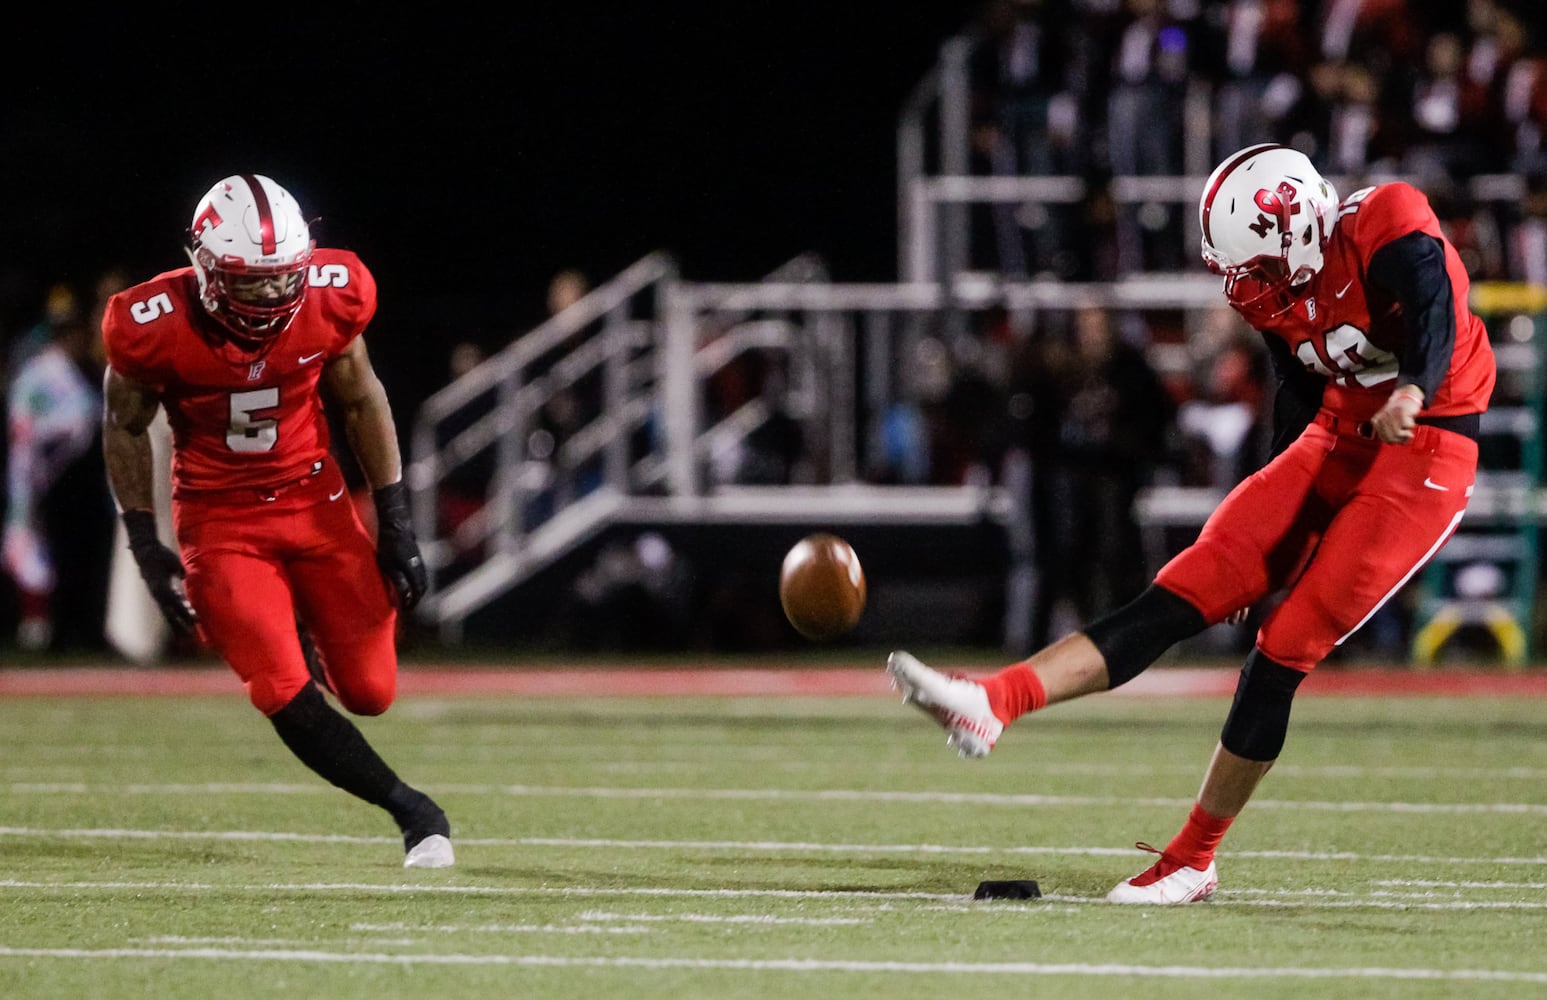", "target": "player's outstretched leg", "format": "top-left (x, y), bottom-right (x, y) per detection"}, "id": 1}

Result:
top-left (268, 682), bottom-right (455, 868)
top-left (886, 651), bottom-right (1004, 758)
